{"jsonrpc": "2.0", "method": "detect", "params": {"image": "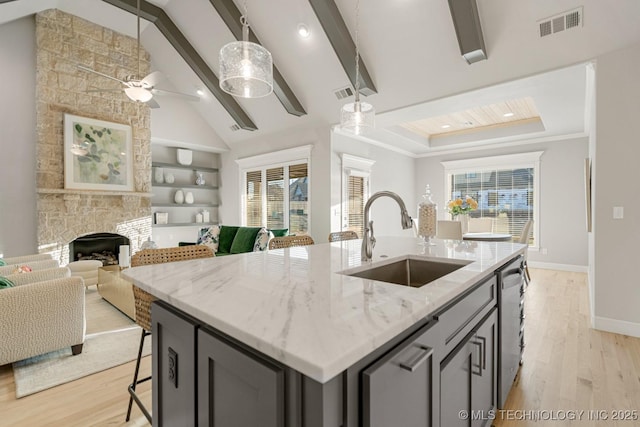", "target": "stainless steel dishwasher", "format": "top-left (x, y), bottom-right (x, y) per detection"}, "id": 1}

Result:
top-left (496, 254), bottom-right (525, 408)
